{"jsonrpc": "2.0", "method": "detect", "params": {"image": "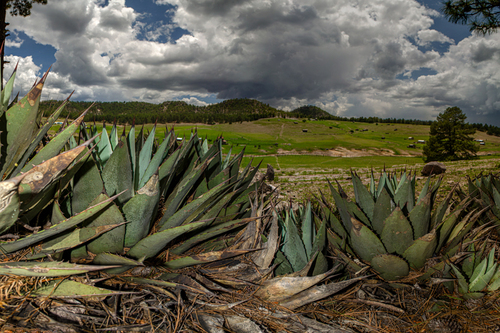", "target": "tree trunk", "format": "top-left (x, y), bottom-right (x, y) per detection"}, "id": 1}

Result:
top-left (1, 0), bottom-right (7, 91)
